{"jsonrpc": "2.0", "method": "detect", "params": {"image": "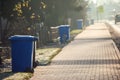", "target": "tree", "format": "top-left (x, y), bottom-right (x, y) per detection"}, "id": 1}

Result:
top-left (0, 0), bottom-right (88, 45)
top-left (0, 0), bottom-right (18, 45)
top-left (43, 0), bottom-right (75, 26)
top-left (44, 0), bottom-right (88, 27)
top-left (0, 0), bottom-right (46, 45)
